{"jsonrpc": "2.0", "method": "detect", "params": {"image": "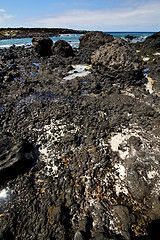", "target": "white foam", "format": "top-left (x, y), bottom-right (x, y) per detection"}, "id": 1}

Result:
top-left (0, 43), bottom-right (32, 49)
top-left (60, 34), bottom-right (72, 37)
top-left (0, 44), bottom-right (12, 48)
